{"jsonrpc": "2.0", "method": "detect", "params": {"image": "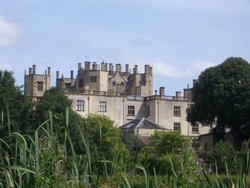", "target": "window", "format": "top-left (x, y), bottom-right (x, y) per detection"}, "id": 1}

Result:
top-left (173, 106), bottom-right (181, 116)
top-left (174, 122), bottom-right (181, 132)
top-left (77, 100), bottom-right (84, 111)
top-left (37, 81), bottom-right (43, 91)
top-left (192, 124), bottom-right (199, 133)
top-left (127, 106), bottom-right (135, 116)
top-left (99, 101), bottom-right (107, 112)
top-left (90, 76), bottom-right (97, 83)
